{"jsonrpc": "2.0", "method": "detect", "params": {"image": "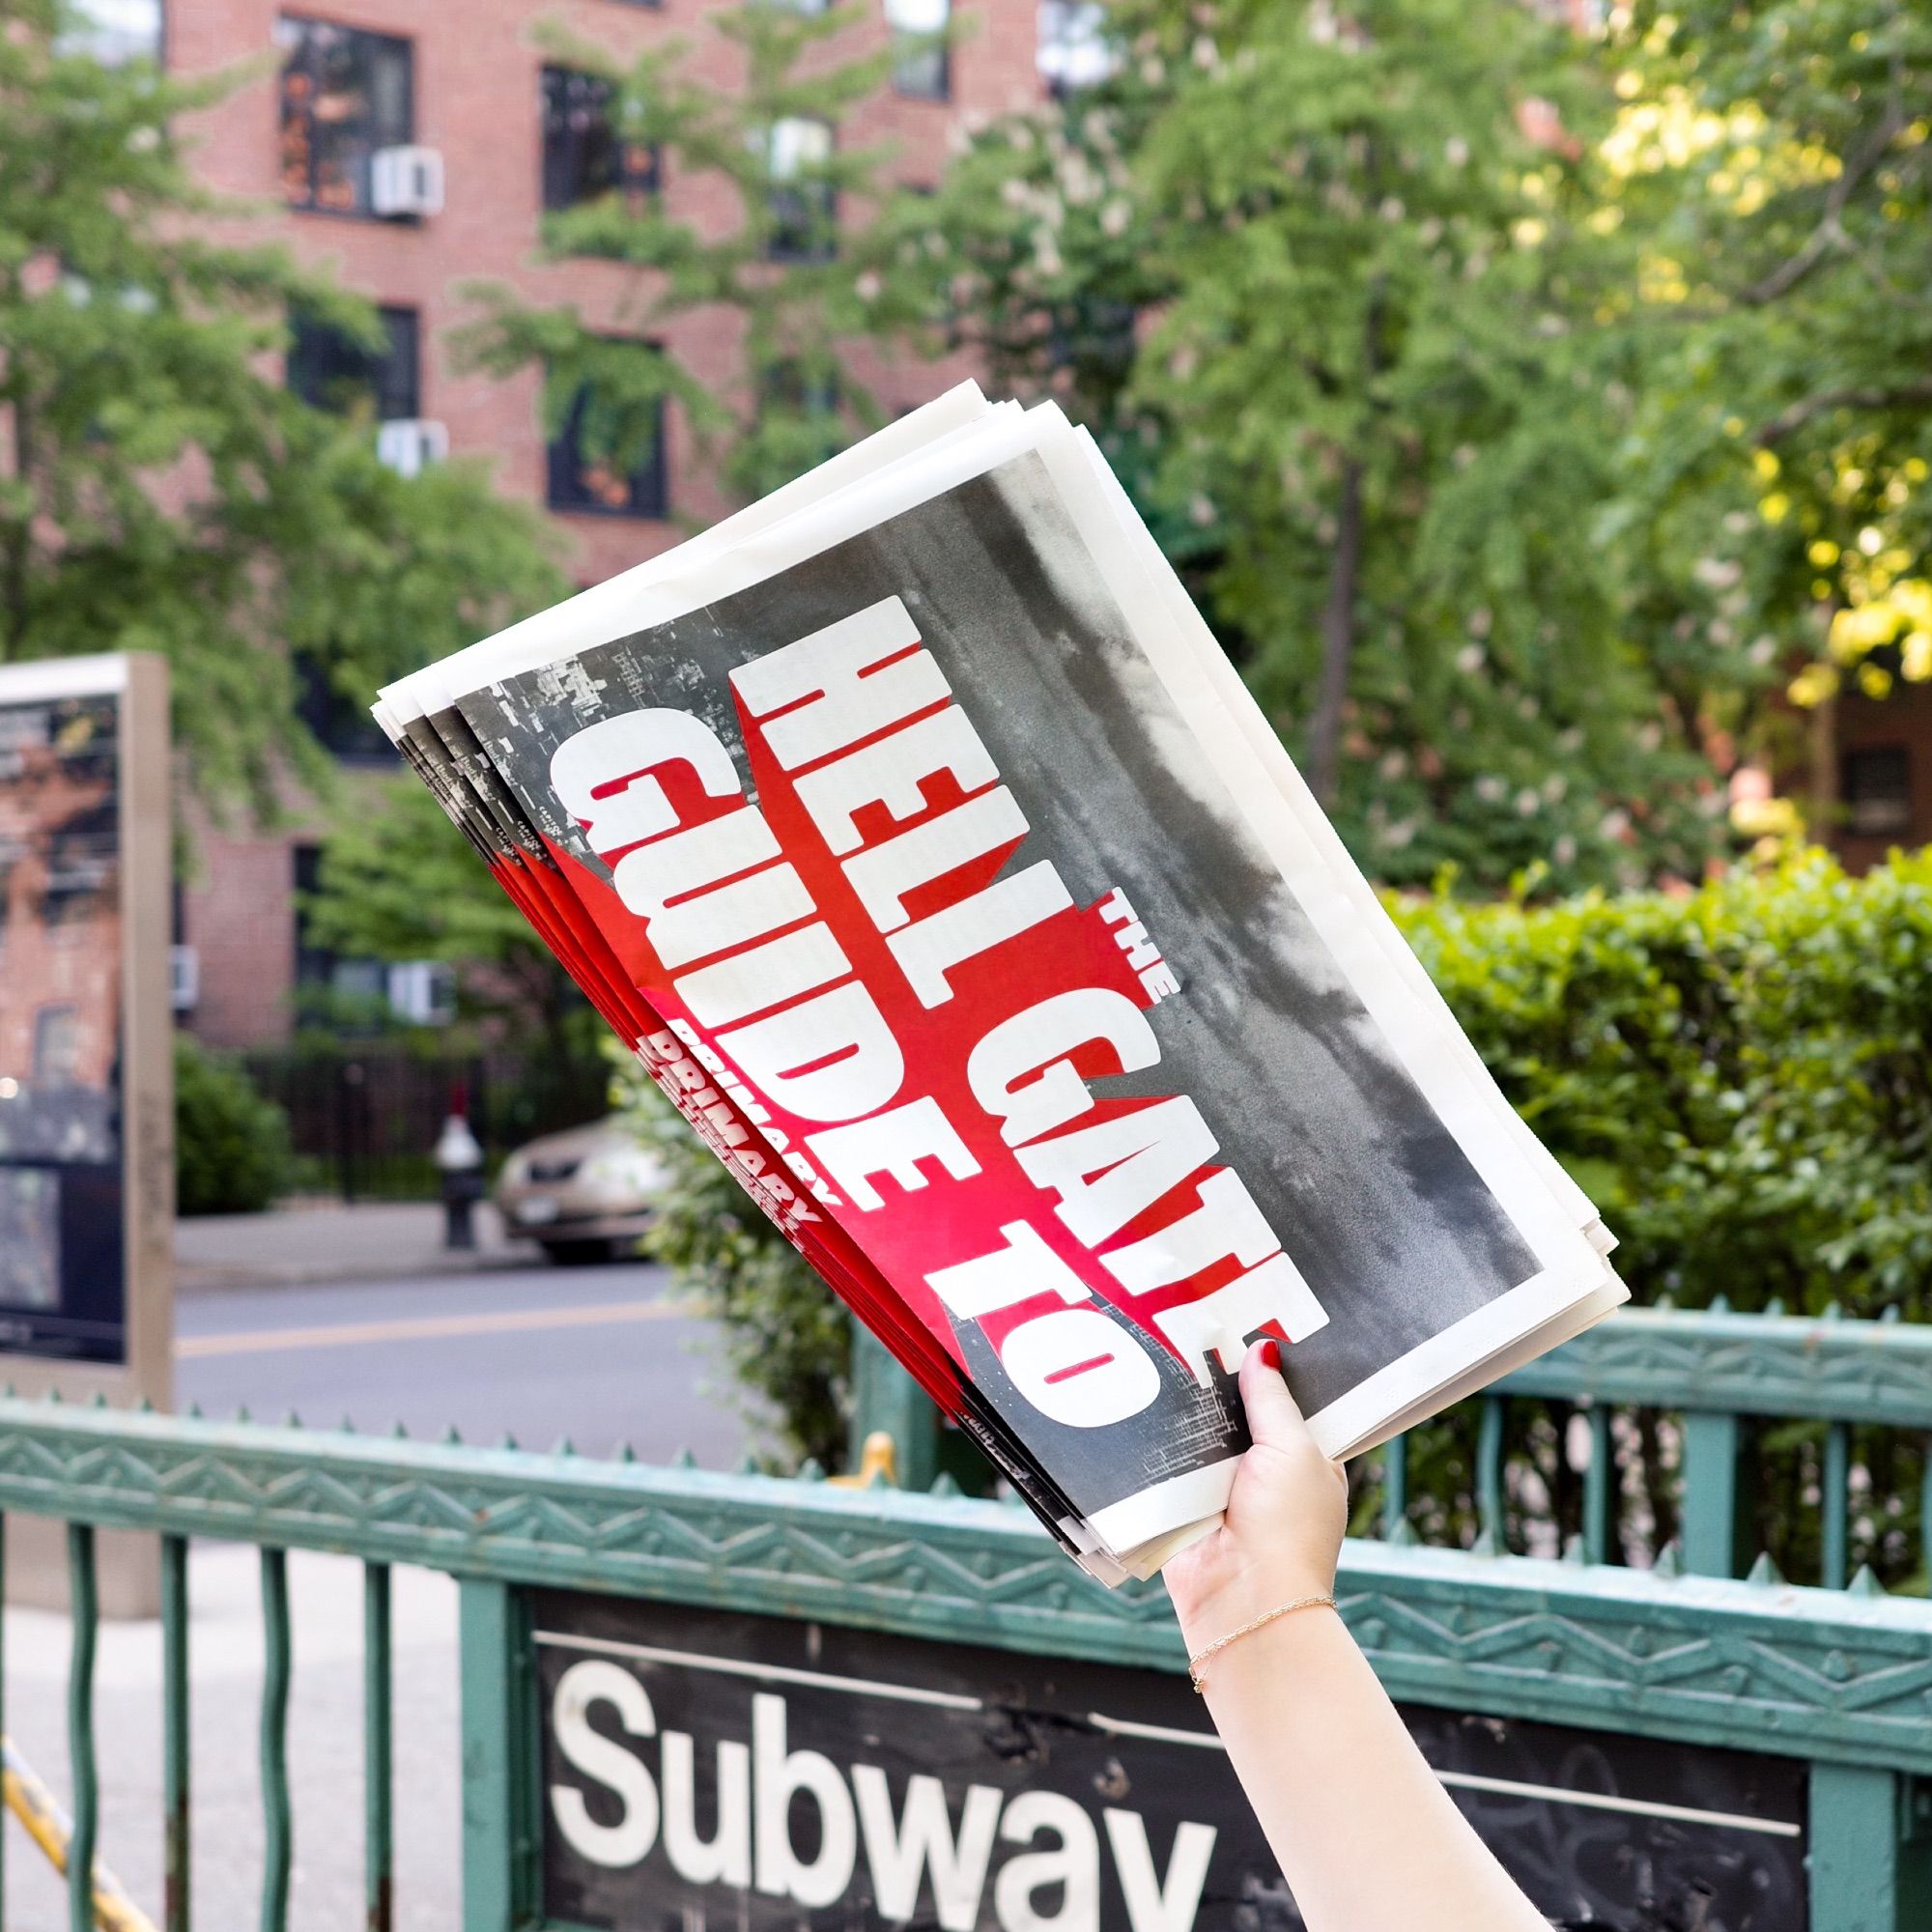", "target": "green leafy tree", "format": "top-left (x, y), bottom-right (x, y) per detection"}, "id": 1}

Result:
top-left (1603, 1), bottom-right (1932, 824)
top-left (907, 0), bottom-right (1725, 891)
top-left (0, 4), bottom-right (563, 815)
top-left (460, 1), bottom-right (939, 512)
